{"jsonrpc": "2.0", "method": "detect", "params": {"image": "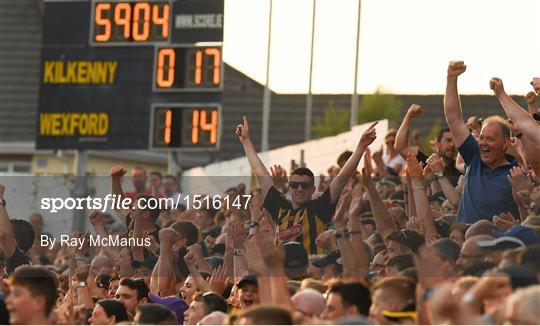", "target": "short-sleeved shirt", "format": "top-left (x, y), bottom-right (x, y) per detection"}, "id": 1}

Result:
top-left (263, 186), bottom-right (337, 255)
top-left (456, 134), bottom-right (519, 223)
top-left (2, 247), bottom-right (31, 278)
